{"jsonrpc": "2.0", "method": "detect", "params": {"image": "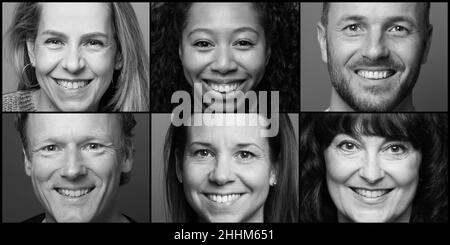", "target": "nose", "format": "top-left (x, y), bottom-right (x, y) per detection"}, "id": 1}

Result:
top-left (208, 155), bottom-right (235, 185)
top-left (359, 152), bottom-right (385, 184)
top-left (210, 46), bottom-right (238, 74)
top-left (361, 29), bottom-right (390, 60)
top-left (61, 147), bottom-right (87, 180)
top-left (61, 45), bottom-right (86, 73)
